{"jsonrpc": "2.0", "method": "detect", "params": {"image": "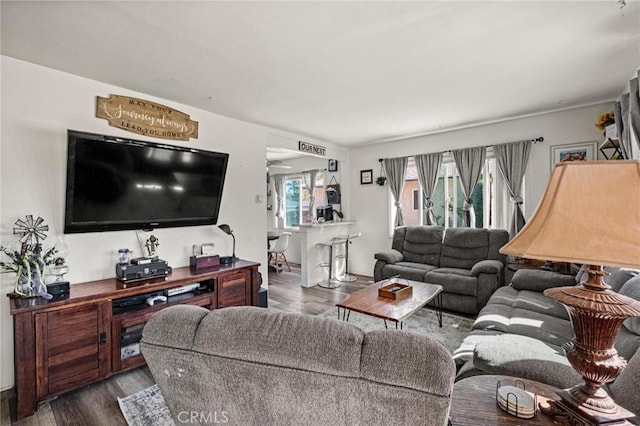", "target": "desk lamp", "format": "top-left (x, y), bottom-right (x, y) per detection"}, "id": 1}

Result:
top-left (500, 160), bottom-right (640, 424)
top-left (218, 224), bottom-right (237, 261)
